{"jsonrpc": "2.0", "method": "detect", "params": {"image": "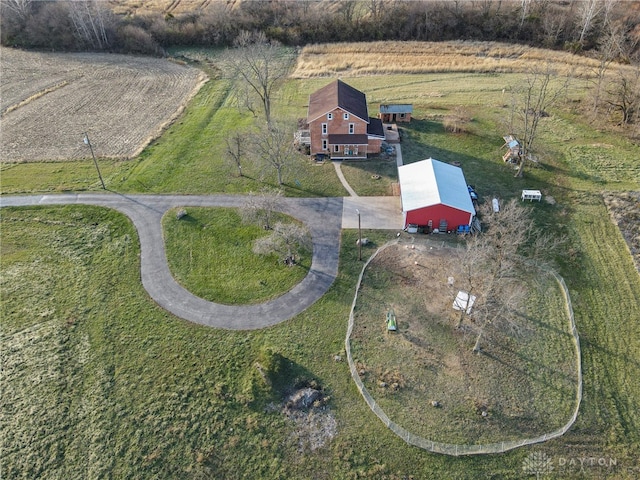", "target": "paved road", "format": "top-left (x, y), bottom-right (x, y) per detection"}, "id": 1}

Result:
top-left (1, 193), bottom-right (343, 330)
